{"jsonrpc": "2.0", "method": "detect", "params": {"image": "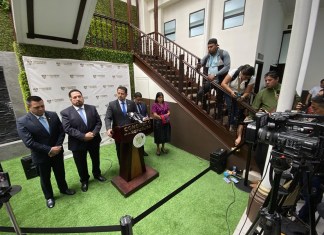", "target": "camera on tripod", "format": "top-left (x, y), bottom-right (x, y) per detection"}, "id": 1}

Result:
top-left (245, 111), bottom-right (324, 160)
top-left (0, 163), bottom-right (11, 196)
